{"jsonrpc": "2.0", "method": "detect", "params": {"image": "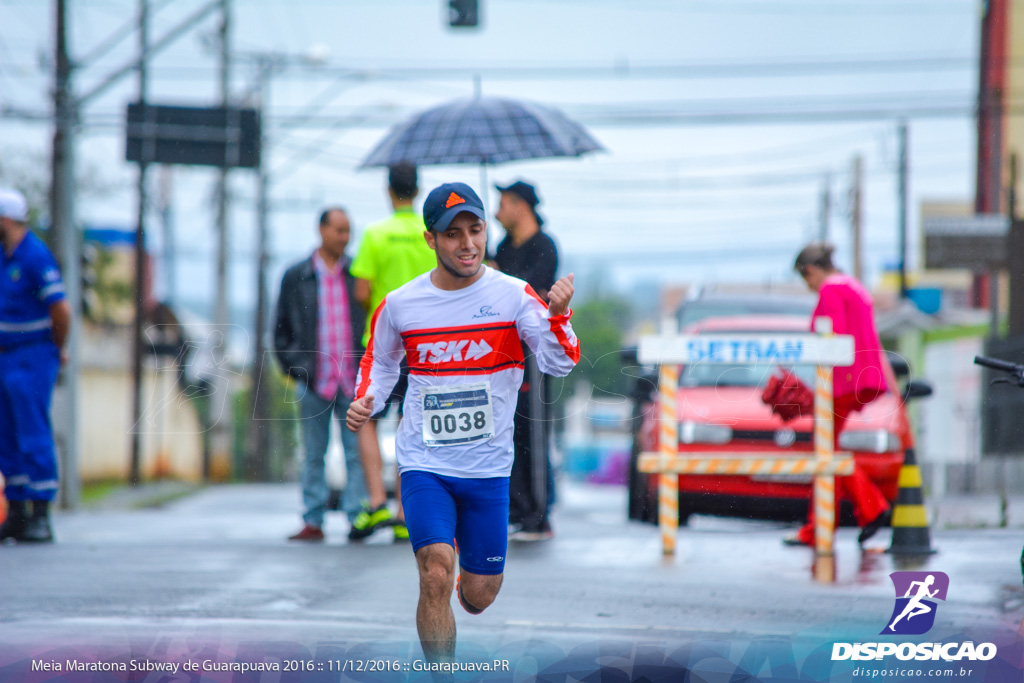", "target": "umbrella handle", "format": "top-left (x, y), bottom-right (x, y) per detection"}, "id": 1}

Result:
top-left (480, 163), bottom-right (493, 254)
